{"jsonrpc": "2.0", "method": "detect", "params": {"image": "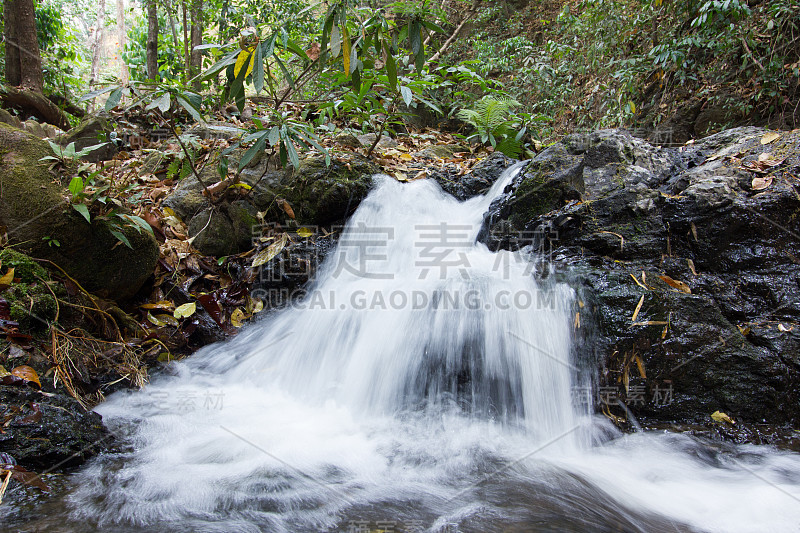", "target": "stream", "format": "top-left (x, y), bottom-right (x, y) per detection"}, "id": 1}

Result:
top-left (5, 166), bottom-right (800, 532)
